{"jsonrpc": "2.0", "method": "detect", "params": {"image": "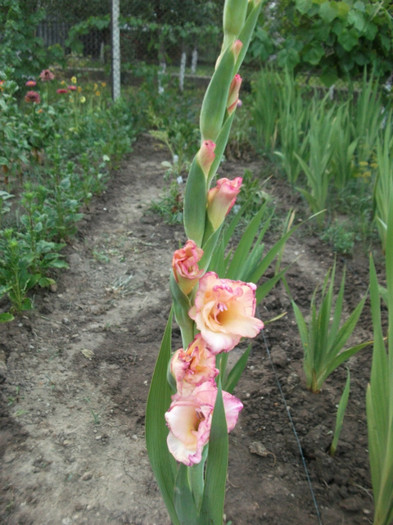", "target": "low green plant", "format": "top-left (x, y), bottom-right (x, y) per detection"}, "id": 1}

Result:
top-left (351, 71), bottom-right (385, 166)
top-left (0, 228), bottom-right (53, 312)
top-left (320, 219), bottom-right (355, 255)
top-left (0, 191), bottom-right (13, 229)
top-left (373, 111), bottom-right (393, 252)
top-left (251, 68), bottom-right (280, 154)
top-left (295, 97), bottom-right (336, 223)
top-left (292, 262), bottom-right (370, 393)
top-left (150, 178), bottom-right (184, 225)
top-left (367, 206), bottom-right (393, 524)
top-left (274, 70), bottom-right (309, 185)
top-left (330, 102), bottom-right (358, 190)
